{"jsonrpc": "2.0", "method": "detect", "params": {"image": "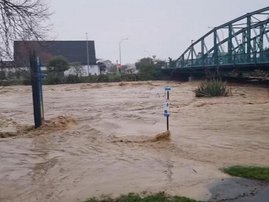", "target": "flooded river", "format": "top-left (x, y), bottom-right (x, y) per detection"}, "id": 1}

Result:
top-left (0, 81), bottom-right (269, 202)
